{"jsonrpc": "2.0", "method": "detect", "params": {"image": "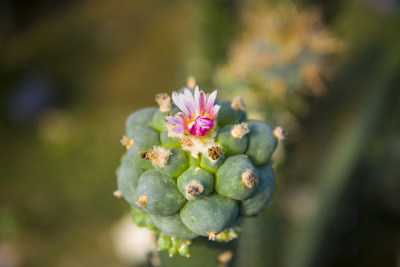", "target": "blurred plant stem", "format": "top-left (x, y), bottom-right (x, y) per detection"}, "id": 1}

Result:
top-left (183, 0), bottom-right (238, 88)
top-left (234, 209), bottom-right (283, 267)
top-left (283, 44), bottom-right (400, 267)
